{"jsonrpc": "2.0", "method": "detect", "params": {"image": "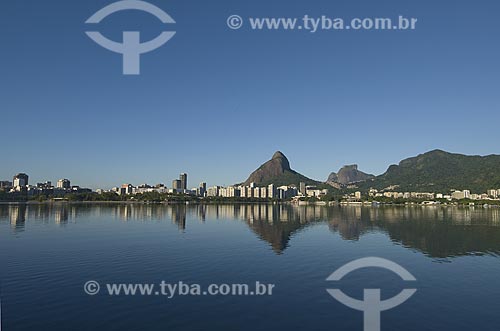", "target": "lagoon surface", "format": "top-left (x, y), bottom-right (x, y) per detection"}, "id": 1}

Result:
top-left (1, 203), bottom-right (500, 331)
